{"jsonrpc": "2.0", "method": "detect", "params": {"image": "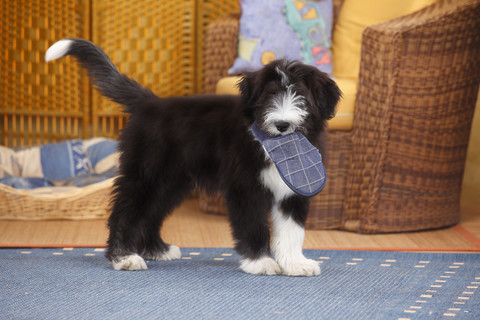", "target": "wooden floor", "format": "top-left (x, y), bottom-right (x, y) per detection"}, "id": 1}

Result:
top-left (1, 197), bottom-right (479, 251)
